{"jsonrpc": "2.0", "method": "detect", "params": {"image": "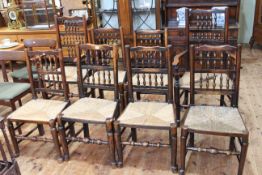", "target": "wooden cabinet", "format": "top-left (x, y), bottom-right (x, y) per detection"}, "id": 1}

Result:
top-left (249, 0), bottom-right (262, 48)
